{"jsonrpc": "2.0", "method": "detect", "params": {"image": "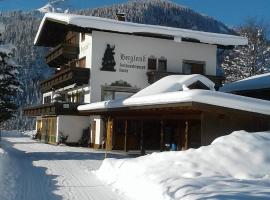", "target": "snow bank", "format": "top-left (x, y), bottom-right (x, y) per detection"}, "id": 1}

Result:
top-left (21, 130), bottom-right (36, 137)
top-left (96, 131), bottom-right (270, 200)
